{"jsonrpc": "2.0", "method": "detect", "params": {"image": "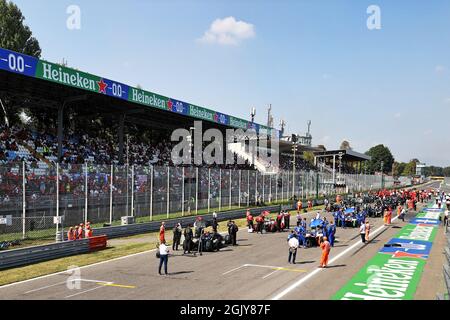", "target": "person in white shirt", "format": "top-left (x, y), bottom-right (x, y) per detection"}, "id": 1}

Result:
top-left (288, 232), bottom-right (299, 264)
top-left (158, 240), bottom-right (170, 275)
top-left (359, 222), bottom-right (366, 244)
